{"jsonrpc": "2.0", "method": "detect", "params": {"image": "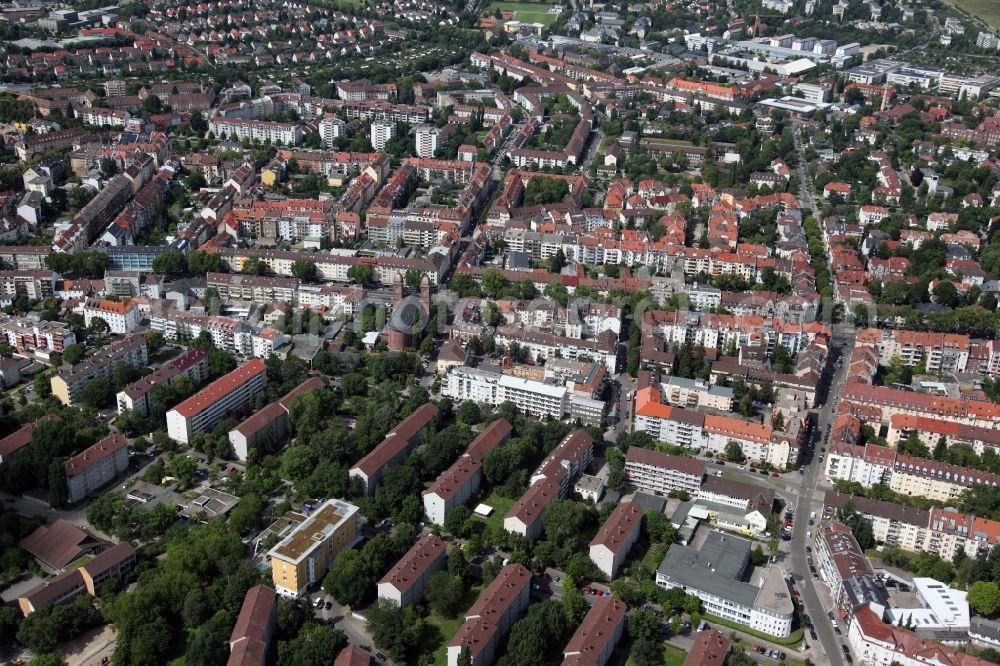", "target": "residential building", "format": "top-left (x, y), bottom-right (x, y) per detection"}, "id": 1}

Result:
top-left (415, 125), bottom-right (441, 158)
top-left (442, 365), bottom-right (569, 420)
top-left (682, 630), bottom-right (731, 666)
top-left (268, 498), bottom-right (360, 598)
top-left (0, 415), bottom-right (58, 464)
top-left (350, 403), bottom-right (437, 494)
top-left (64, 432), bottom-right (129, 504)
top-left (814, 521), bottom-right (875, 612)
top-left (447, 564), bottom-right (532, 666)
top-left (166, 359), bottom-right (267, 444)
top-left (655, 531), bottom-right (795, 637)
top-left (18, 542), bottom-right (135, 616)
top-left (371, 119), bottom-right (396, 152)
top-left (82, 297), bottom-right (142, 334)
top-left (662, 376), bottom-right (734, 411)
top-left (589, 501), bottom-right (642, 579)
top-left (116, 348), bottom-right (209, 417)
top-left (228, 585), bottom-right (277, 666)
top-left (228, 376), bottom-right (325, 461)
top-left (560, 596), bottom-right (627, 666)
top-left (624, 446), bottom-right (705, 496)
top-left (377, 534), bottom-right (448, 607)
top-left (848, 604), bottom-right (992, 666)
top-left (208, 118), bottom-right (303, 145)
top-left (318, 117), bottom-right (346, 148)
top-left (51, 336), bottom-right (148, 405)
top-left (0, 316), bottom-right (75, 356)
top-left (505, 430), bottom-right (593, 539)
top-left (423, 419), bottom-right (512, 525)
